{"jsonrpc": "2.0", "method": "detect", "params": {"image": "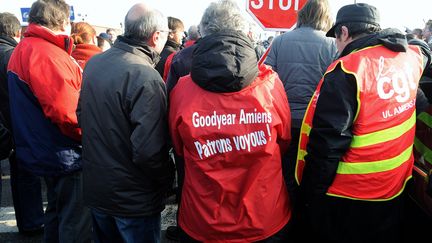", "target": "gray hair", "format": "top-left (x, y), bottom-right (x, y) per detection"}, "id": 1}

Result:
top-left (199, 0), bottom-right (248, 37)
top-left (124, 4), bottom-right (167, 42)
top-left (29, 0), bottom-right (70, 31)
top-left (0, 12), bottom-right (21, 37)
top-left (188, 25), bottom-right (200, 40)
